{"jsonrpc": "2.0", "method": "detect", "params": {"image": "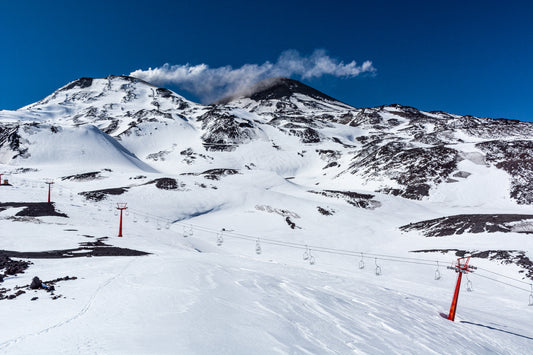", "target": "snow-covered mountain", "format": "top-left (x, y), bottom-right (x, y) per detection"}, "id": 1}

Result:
top-left (4, 75), bottom-right (533, 203)
top-left (0, 75), bottom-right (532, 353)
